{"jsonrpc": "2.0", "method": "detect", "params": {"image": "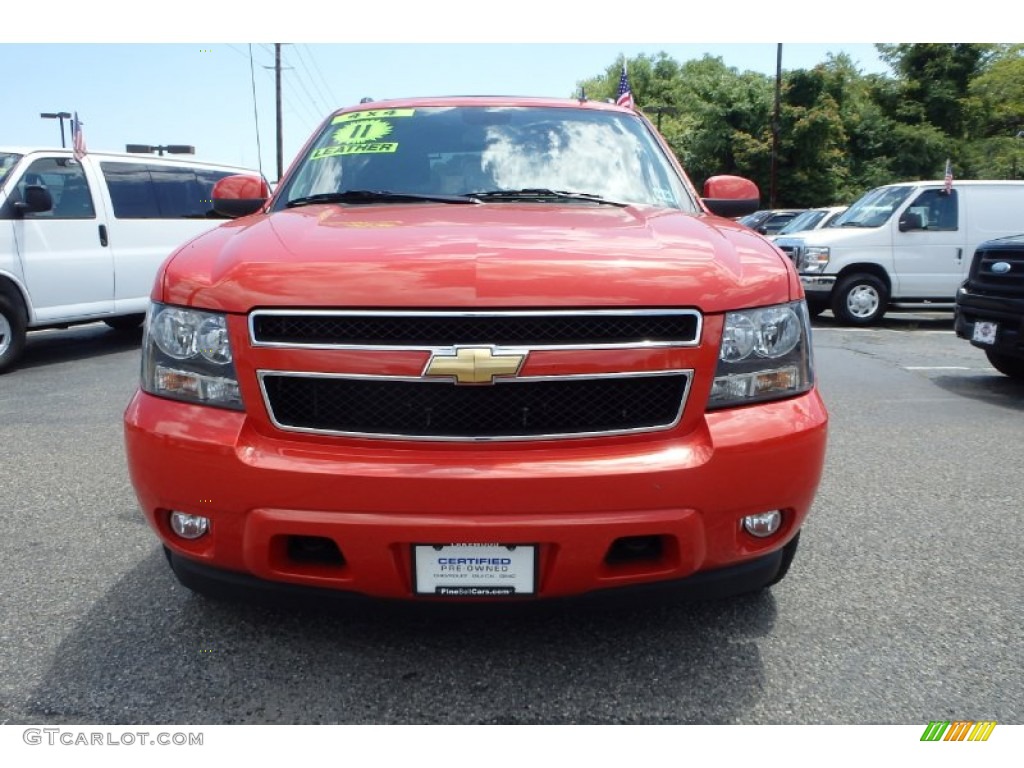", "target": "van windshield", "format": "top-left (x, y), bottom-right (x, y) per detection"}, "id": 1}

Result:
top-left (0, 153), bottom-right (23, 187)
top-left (833, 186), bottom-right (913, 228)
top-left (776, 209), bottom-right (827, 235)
top-left (277, 105), bottom-right (697, 212)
